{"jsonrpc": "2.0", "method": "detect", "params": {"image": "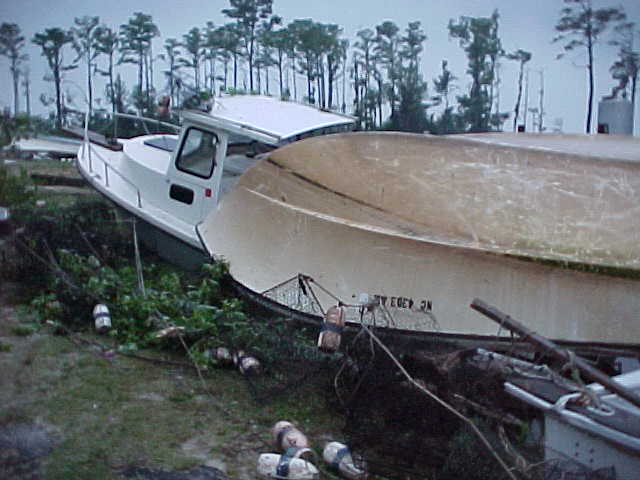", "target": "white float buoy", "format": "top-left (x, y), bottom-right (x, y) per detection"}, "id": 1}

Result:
top-left (317, 305), bottom-right (345, 353)
top-left (205, 346), bottom-right (234, 365)
top-left (272, 421), bottom-right (310, 450)
top-left (92, 304), bottom-right (111, 334)
top-left (323, 442), bottom-right (367, 480)
top-left (257, 452), bottom-right (319, 479)
top-left (233, 350), bottom-right (261, 376)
